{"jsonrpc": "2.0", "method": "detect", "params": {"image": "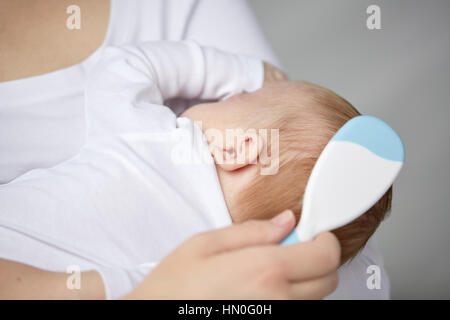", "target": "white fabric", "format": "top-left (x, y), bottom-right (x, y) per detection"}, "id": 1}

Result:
top-left (0, 0), bottom-right (389, 299)
top-left (0, 0), bottom-right (278, 184)
top-left (326, 237), bottom-right (390, 300)
top-left (0, 41), bottom-right (263, 299)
